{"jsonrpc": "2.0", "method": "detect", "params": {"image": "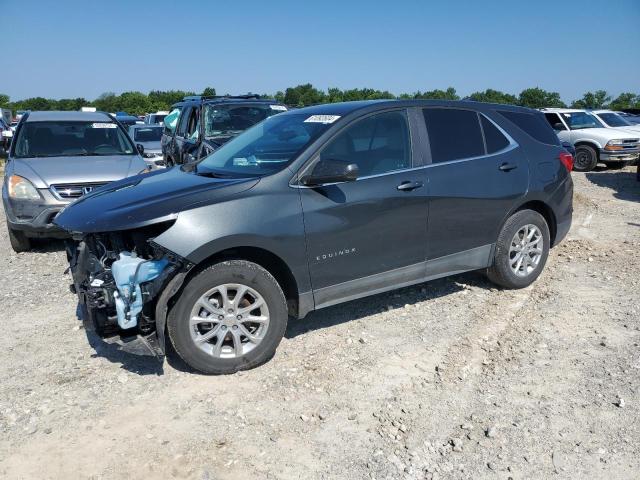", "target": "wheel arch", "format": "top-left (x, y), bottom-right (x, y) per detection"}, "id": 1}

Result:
top-left (185, 246), bottom-right (301, 317)
top-left (574, 140), bottom-right (601, 158)
top-left (510, 200), bottom-right (557, 246)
